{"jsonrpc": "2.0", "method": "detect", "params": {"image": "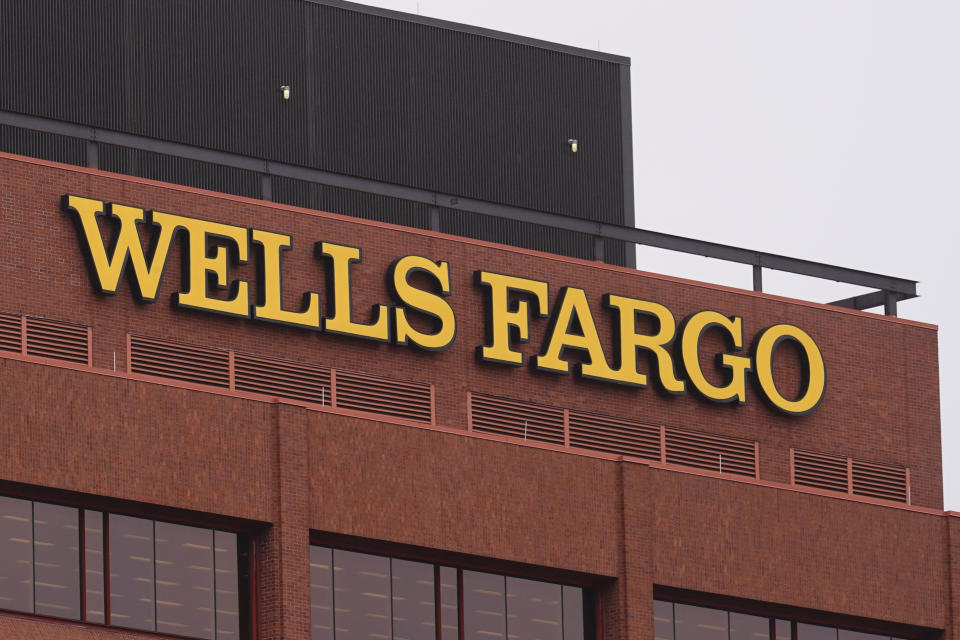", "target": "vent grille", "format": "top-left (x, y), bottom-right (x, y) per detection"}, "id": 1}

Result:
top-left (335, 370), bottom-right (433, 423)
top-left (469, 393), bottom-right (757, 477)
top-left (127, 334), bottom-right (433, 423)
top-left (568, 411), bottom-right (660, 460)
top-left (852, 460), bottom-right (908, 502)
top-left (25, 316), bottom-right (90, 364)
top-left (0, 312), bottom-right (20, 352)
top-left (234, 352), bottom-right (332, 405)
top-left (129, 335), bottom-right (230, 388)
top-left (0, 312), bottom-right (90, 364)
top-left (664, 427), bottom-right (757, 477)
top-left (792, 450), bottom-right (848, 493)
top-left (470, 394), bottom-right (565, 445)
top-left (792, 449), bottom-right (909, 503)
